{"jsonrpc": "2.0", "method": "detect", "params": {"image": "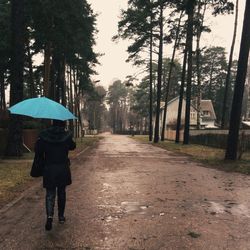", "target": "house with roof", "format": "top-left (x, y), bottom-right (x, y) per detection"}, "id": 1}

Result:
top-left (159, 97), bottom-right (217, 130)
top-left (200, 100), bottom-right (217, 128)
